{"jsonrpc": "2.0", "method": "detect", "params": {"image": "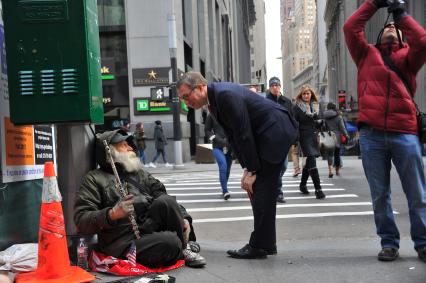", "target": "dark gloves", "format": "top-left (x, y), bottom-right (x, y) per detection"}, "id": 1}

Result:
top-left (388, 0), bottom-right (408, 22)
top-left (371, 0), bottom-right (389, 8)
top-left (133, 193), bottom-right (153, 215)
top-left (315, 119), bottom-right (324, 128)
